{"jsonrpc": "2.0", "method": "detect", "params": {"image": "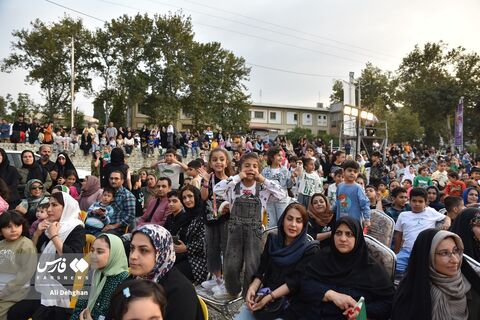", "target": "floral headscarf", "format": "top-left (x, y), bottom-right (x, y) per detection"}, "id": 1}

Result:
top-left (133, 224), bottom-right (176, 282)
